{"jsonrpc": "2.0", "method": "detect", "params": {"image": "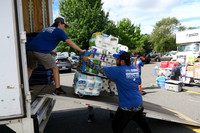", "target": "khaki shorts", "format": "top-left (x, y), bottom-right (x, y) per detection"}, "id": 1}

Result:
top-left (27, 51), bottom-right (56, 69)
